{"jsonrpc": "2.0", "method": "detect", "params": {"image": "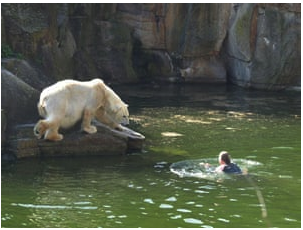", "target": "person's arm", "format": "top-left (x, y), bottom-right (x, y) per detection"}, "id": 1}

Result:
top-left (215, 165), bottom-right (225, 173)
